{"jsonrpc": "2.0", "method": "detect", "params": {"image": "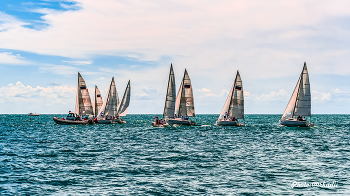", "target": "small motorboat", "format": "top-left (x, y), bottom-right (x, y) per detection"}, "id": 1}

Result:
top-left (27, 112), bottom-right (40, 116)
top-left (53, 113), bottom-right (93, 125)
